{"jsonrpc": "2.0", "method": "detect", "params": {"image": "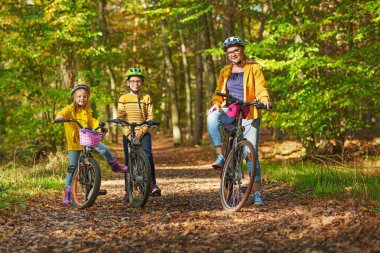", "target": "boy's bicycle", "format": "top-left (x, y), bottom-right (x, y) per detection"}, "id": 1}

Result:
top-left (54, 119), bottom-right (106, 209)
top-left (107, 118), bottom-right (160, 208)
top-left (216, 92), bottom-right (268, 212)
